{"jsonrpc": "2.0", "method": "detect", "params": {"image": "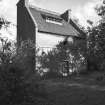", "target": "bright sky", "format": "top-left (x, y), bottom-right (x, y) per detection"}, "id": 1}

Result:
top-left (0, 0), bottom-right (102, 25)
top-left (0, 0), bottom-right (103, 40)
top-left (29, 0), bottom-right (102, 26)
